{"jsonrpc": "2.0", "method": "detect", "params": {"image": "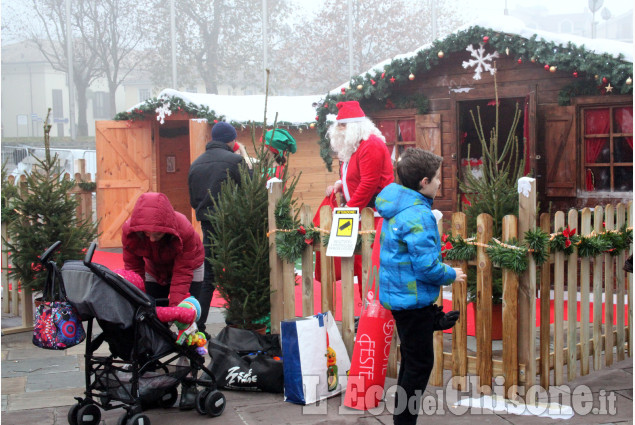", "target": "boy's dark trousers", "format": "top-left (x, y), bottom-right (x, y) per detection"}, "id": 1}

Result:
top-left (391, 305), bottom-right (436, 425)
